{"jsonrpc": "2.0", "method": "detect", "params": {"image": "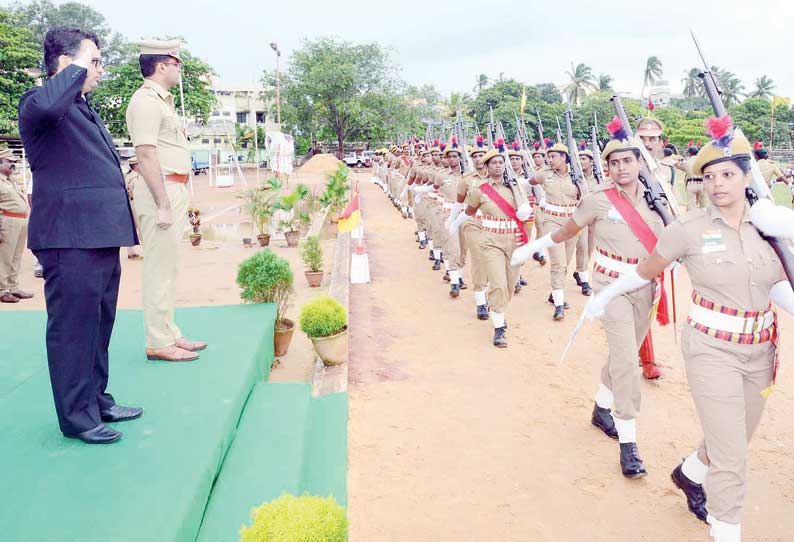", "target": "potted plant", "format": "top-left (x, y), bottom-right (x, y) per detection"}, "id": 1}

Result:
top-left (299, 295), bottom-right (348, 366)
top-left (273, 183), bottom-right (309, 247)
top-left (240, 494), bottom-right (347, 542)
top-left (300, 235), bottom-right (324, 287)
top-left (236, 248), bottom-right (295, 357)
top-left (187, 207), bottom-right (202, 246)
top-left (320, 163), bottom-right (351, 224)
